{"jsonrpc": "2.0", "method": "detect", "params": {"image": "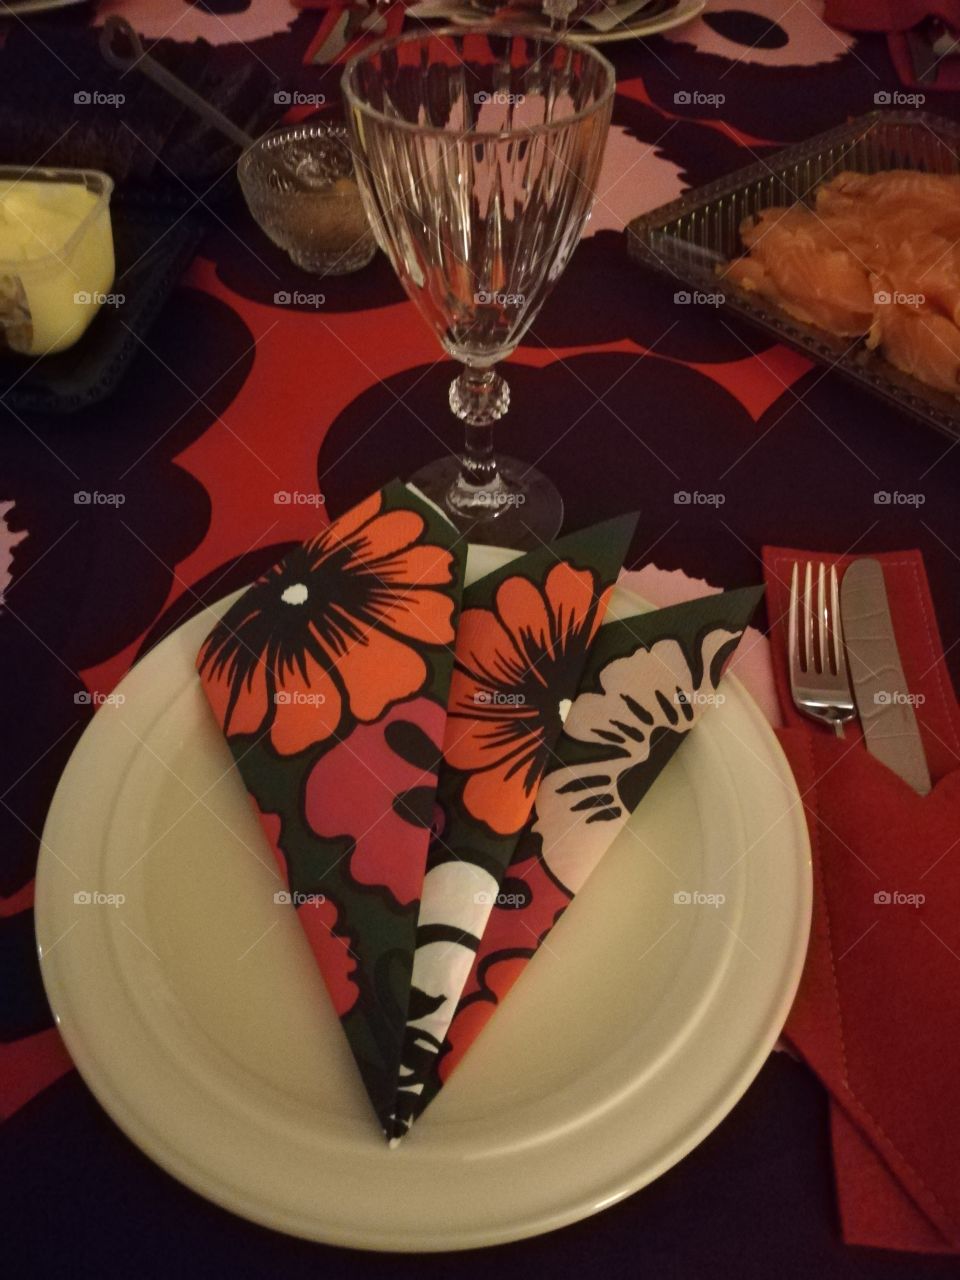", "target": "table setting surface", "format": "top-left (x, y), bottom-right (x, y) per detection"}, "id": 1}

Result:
top-left (2, 2), bottom-right (960, 1277)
